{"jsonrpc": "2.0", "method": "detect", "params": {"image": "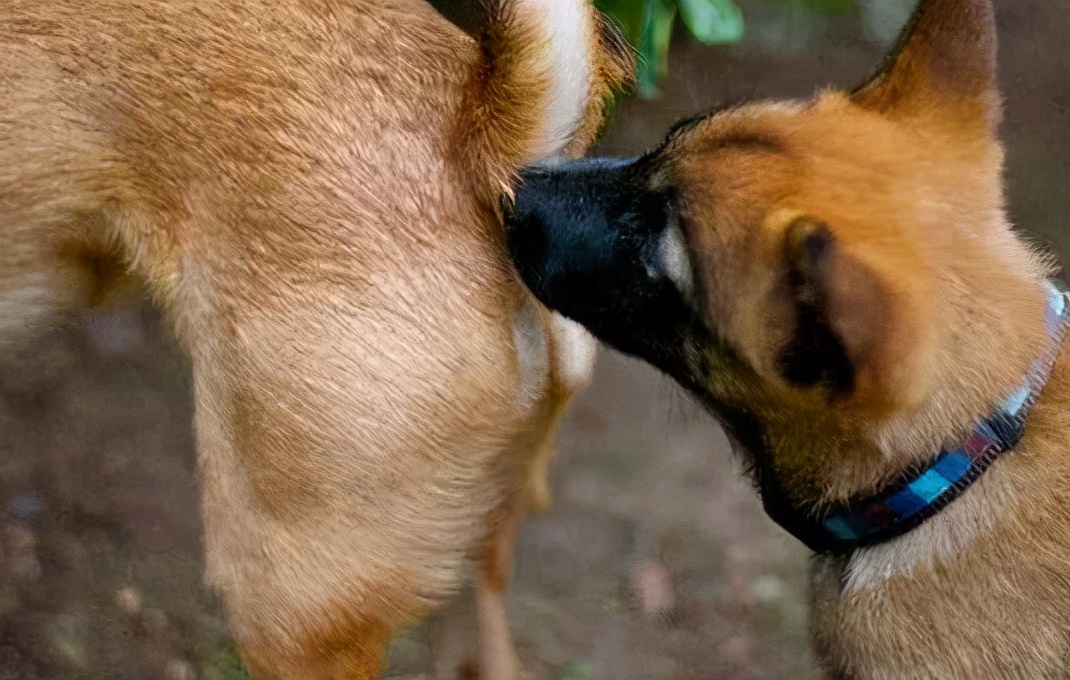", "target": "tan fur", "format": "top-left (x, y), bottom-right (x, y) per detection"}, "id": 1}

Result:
top-left (640, 0), bottom-right (1068, 676)
top-left (0, 1), bottom-right (631, 677)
